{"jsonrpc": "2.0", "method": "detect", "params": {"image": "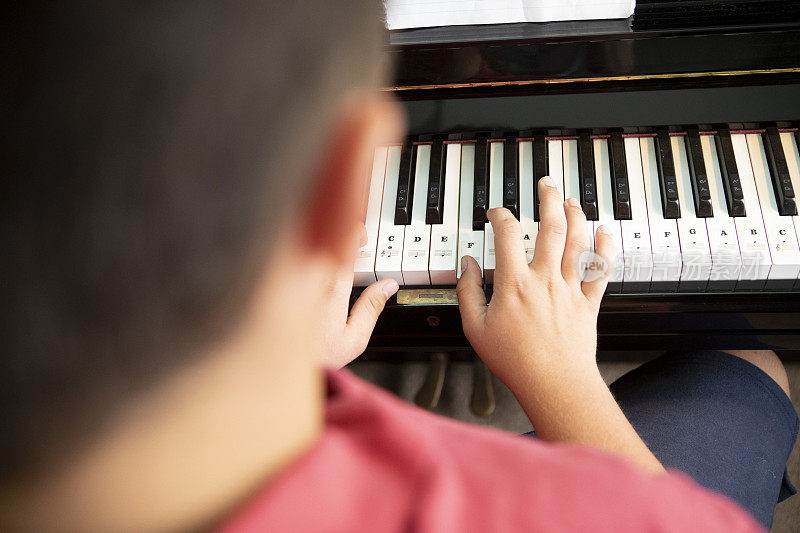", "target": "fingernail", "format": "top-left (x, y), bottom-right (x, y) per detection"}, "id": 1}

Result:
top-left (566, 197), bottom-right (580, 207)
top-left (541, 175), bottom-right (555, 188)
top-left (597, 225), bottom-right (611, 236)
top-left (461, 255), bottom-right (470, 272)
top-left (382, 279), bottom-right (399, 298)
